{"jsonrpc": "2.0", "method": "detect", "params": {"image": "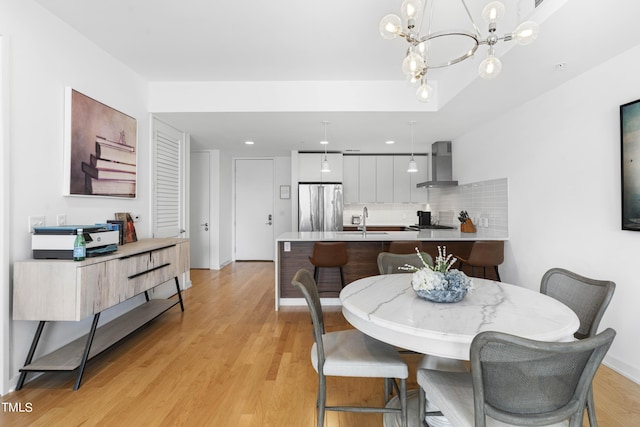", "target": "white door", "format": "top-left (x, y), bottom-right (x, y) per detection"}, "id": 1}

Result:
top-left (235, 159), bottom-right (274, 260)
top-left (153, 118), bottom-right (187, 239)
top-left (152, 117), bottom-right (189, 296)
top-left (190, 151), bottom-right (210, 268)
